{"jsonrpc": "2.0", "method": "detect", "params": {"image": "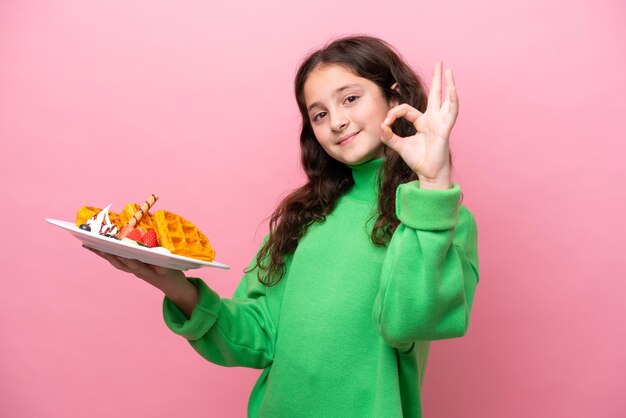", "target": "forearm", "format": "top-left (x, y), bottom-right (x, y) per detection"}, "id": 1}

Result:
top-left (163, 277), bottom-right (276, 369)
top-left (375, 227), bottom-right (473, 343)
top-left (374, 182), bottom-right (479, 344)
top-left (419, 180), bottom-right (451, 190)
top-left (141, 272), bottom-right (199, 318)
top-left (417, 172), bottom-right (451, 190)
top-left (156, 276), bottom-right (199, 318)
